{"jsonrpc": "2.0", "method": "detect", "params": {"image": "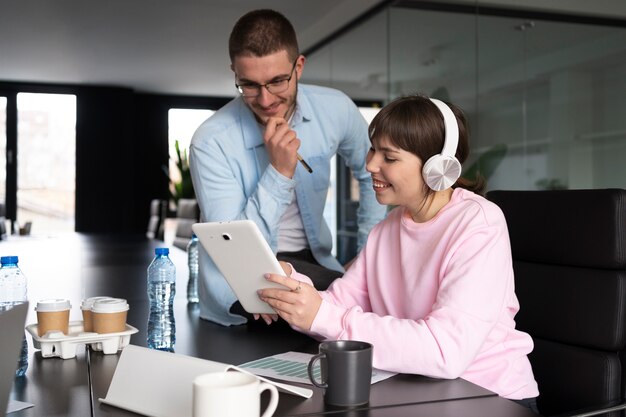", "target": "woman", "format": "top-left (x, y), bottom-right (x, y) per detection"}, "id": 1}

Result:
top-left (257, 94), bottom-right (539, 408)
